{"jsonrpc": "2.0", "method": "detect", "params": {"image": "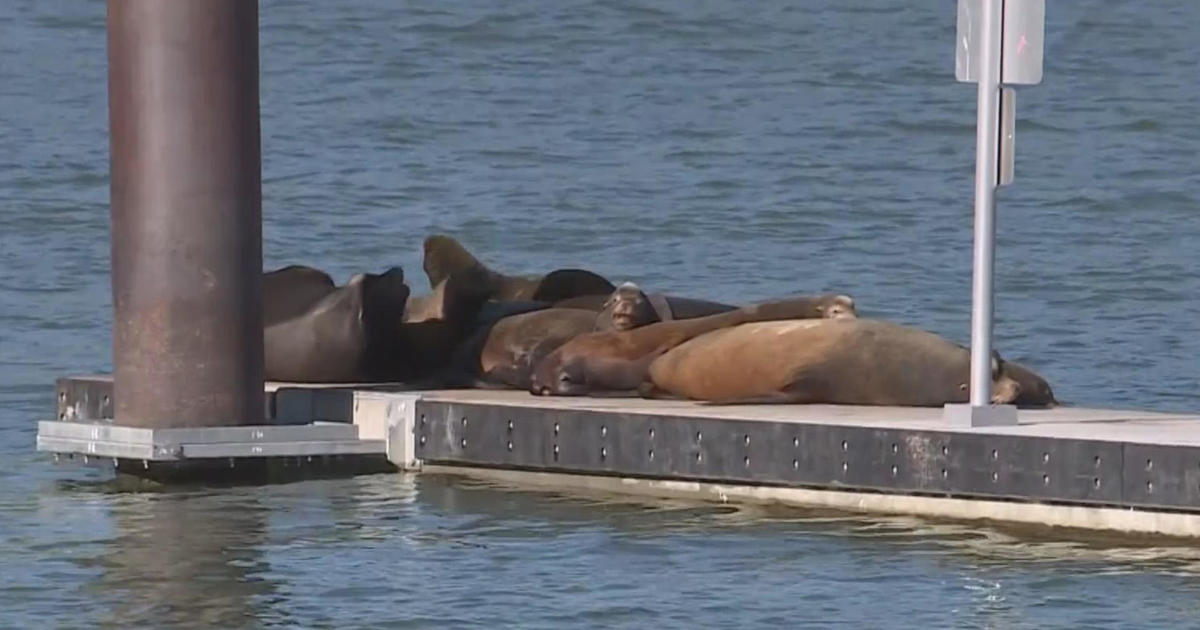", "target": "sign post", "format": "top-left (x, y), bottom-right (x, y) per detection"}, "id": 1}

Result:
top-left (944, 0), bottom-right (1044, 427)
